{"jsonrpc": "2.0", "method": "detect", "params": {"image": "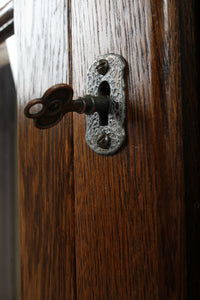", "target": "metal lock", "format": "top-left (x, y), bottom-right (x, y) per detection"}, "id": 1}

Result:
top-left (24, 53), bottom-right (126, 155)
top-left (86, 53), bottom-right (126, 155)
